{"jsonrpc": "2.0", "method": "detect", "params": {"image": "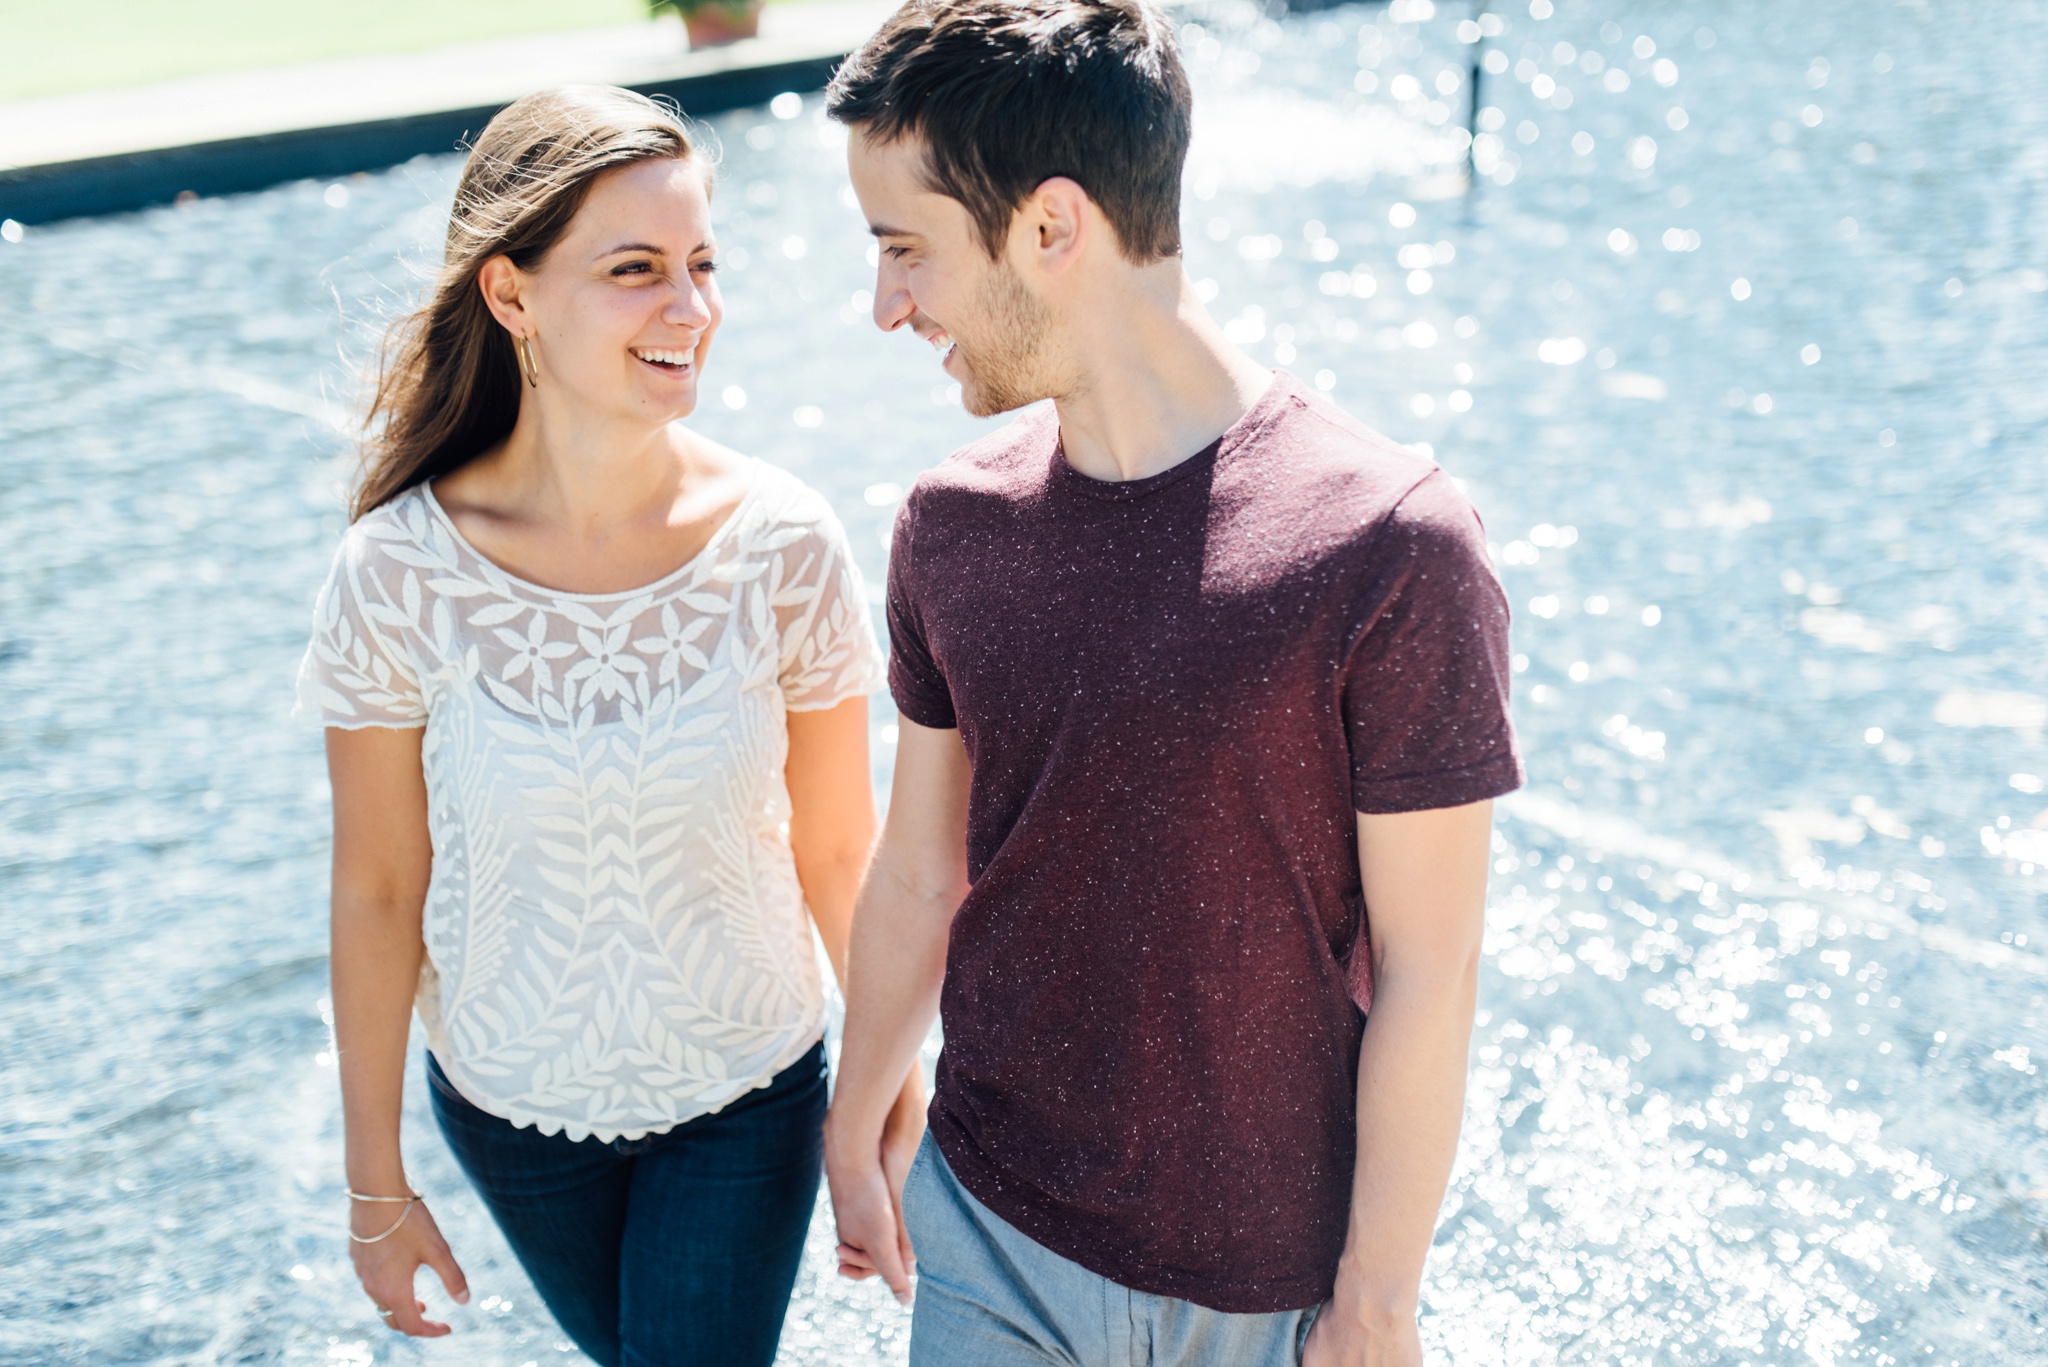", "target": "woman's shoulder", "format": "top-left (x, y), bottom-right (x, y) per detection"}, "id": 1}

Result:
top-left (337, 485), bottom-right (438, 561)
top-left (318, 487), bottom-right (474, 614)
top-left (729, 459), bottom-right (849, 546)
